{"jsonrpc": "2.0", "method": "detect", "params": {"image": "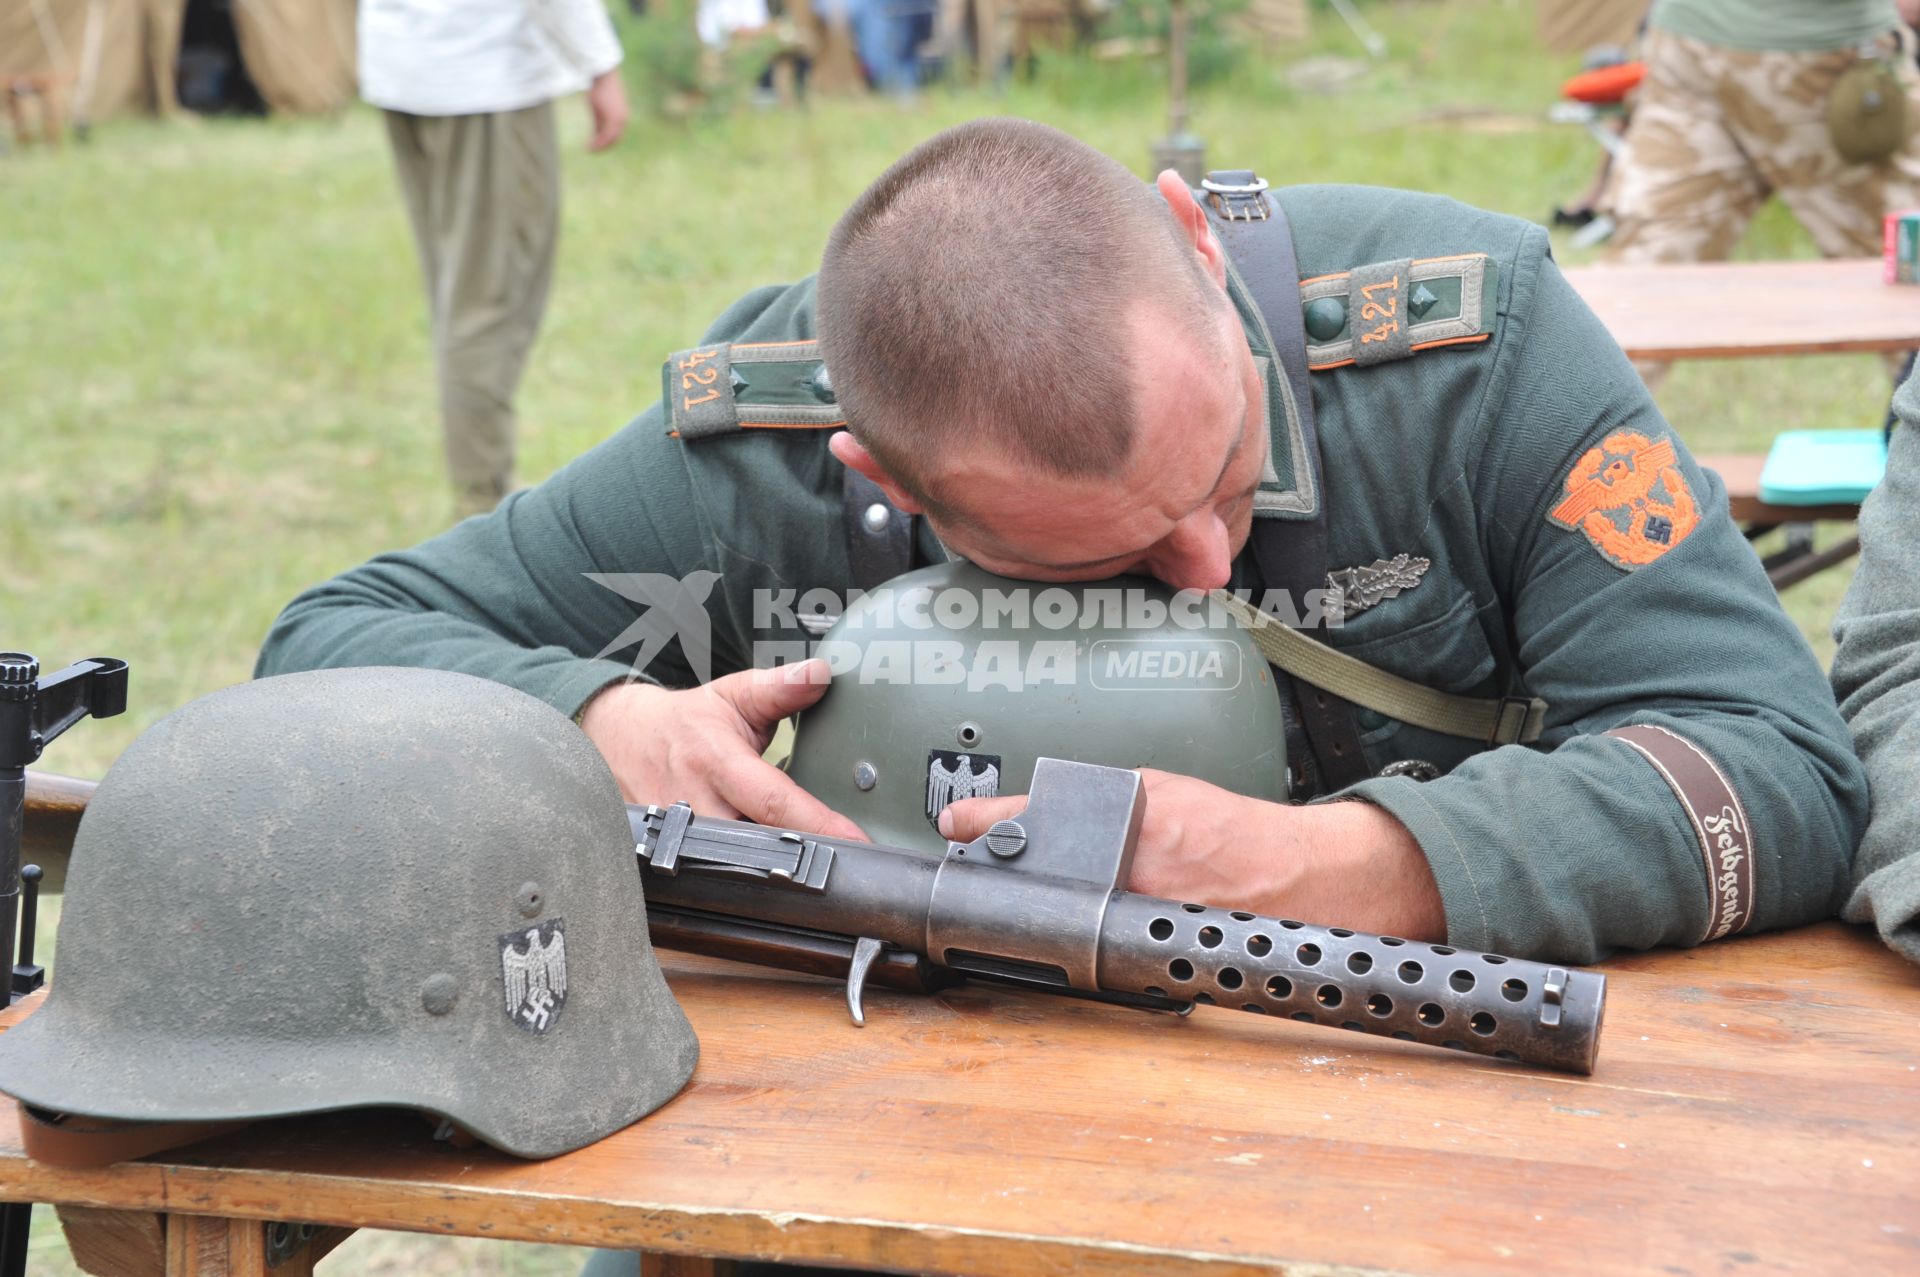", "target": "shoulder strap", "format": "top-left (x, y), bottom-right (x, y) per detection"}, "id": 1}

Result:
top-left (1197, 172), bottom-right (1373, 791)
top-left (1214, 593), bottom-right (1547, 746)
